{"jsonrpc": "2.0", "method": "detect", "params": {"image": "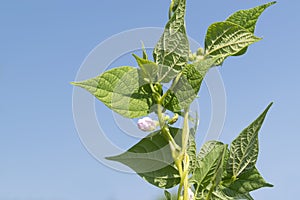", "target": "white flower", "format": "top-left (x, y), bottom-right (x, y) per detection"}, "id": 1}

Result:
top-left (137, 117), bottom-right (158, 132)
top-left (182, 188), bottom-right (194, 200)
top-left (188, 188), bottom-right (194, 200)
